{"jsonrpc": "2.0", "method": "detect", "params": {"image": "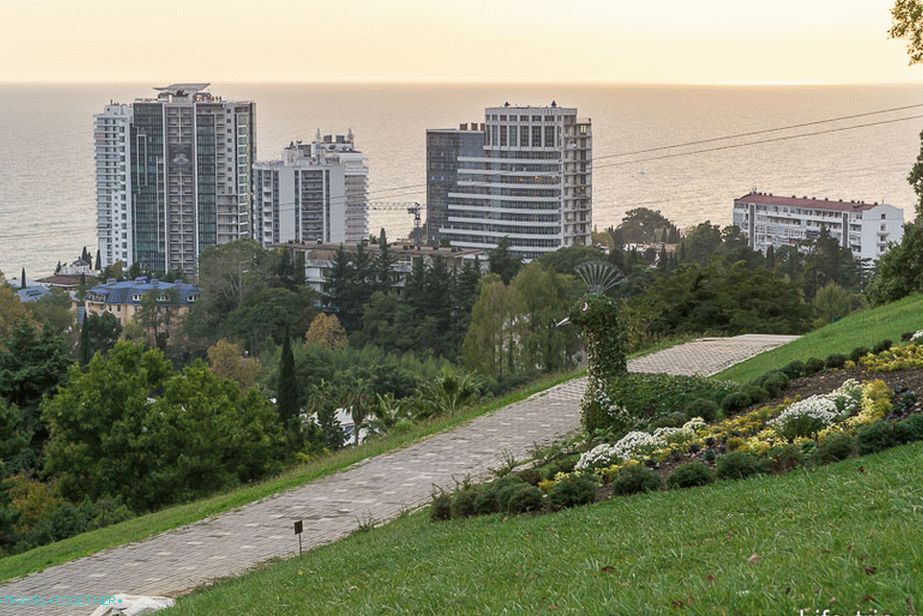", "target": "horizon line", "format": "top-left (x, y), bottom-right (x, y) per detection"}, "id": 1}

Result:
top-left (1, 79), bottom-right (922, 88)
